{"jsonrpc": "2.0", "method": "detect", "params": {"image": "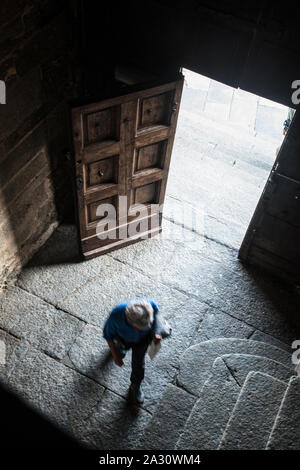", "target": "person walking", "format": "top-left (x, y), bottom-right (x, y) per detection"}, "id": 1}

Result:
top-left (103, 298), bottom-right (171, 404)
